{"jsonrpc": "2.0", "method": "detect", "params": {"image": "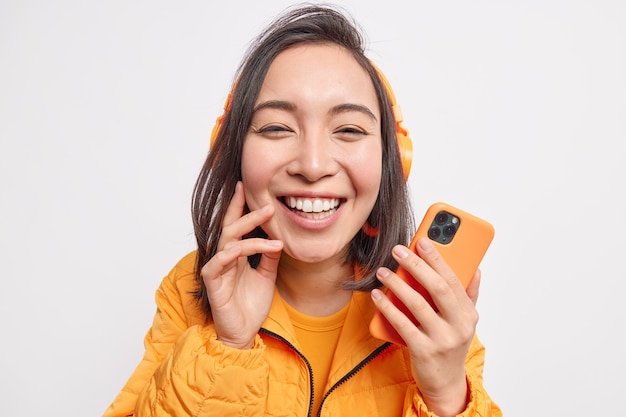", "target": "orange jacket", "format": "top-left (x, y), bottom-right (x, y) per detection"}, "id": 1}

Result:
top-left (103, 251), bottom-right (501, 417)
